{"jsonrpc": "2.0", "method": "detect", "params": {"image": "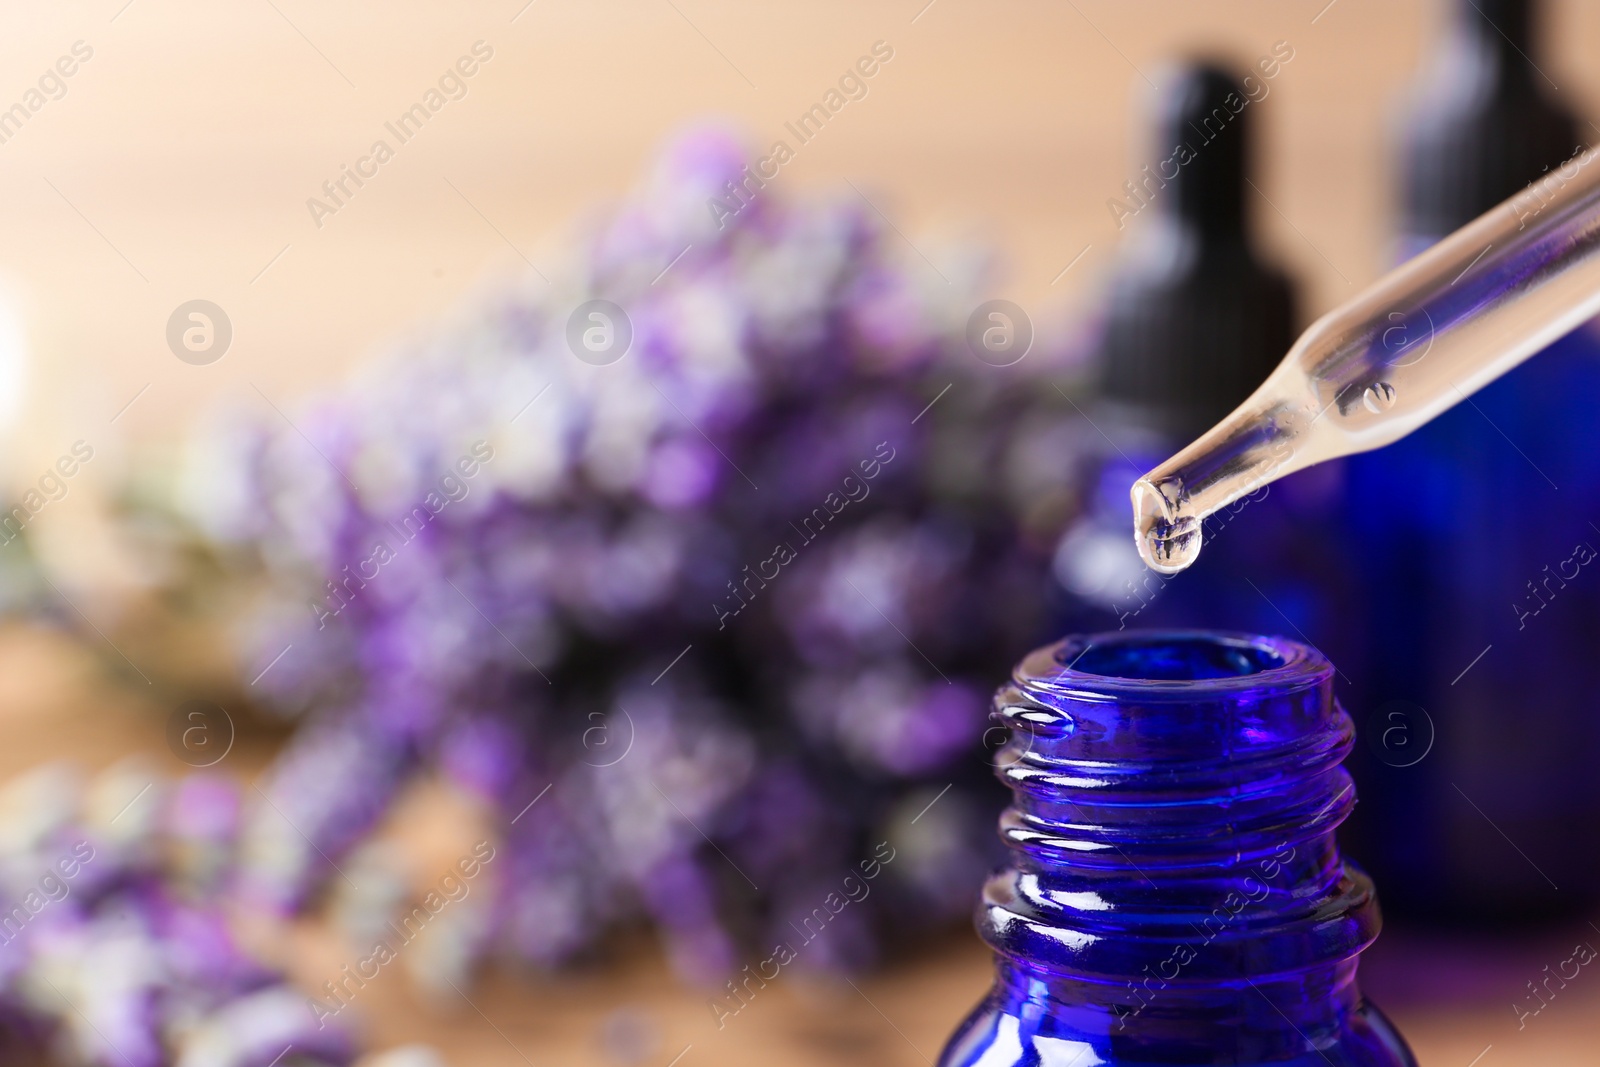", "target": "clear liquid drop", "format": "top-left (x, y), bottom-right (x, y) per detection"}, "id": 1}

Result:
top-left (1133, 478), bottom-right (1203, 574)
